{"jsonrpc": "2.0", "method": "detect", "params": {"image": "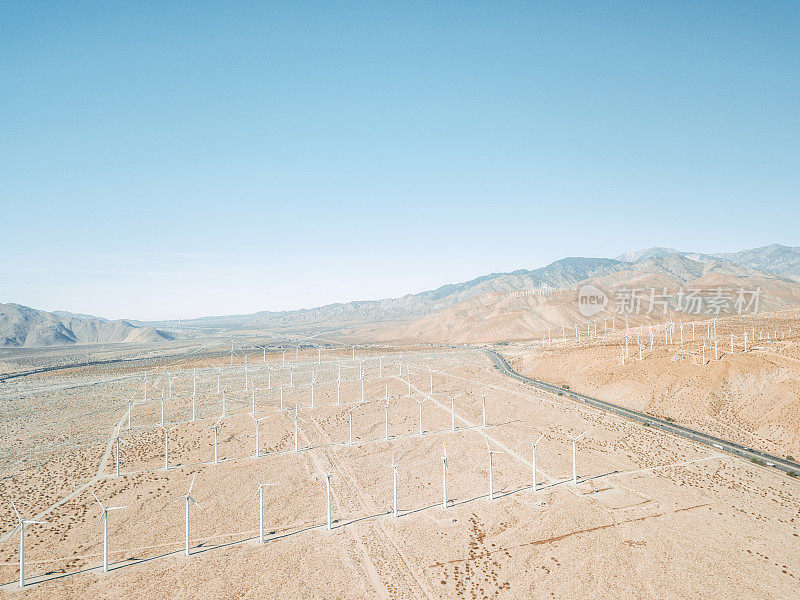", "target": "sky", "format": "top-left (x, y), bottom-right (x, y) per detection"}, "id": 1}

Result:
top-left (1, 2), bottom-right (798, 321)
